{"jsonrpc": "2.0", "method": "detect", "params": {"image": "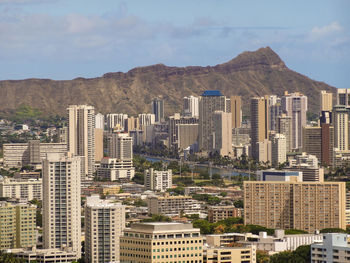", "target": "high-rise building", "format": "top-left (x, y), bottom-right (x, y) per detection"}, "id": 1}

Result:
top-left (277, 114), bottom-right (292, 153)
top-left (177, 123), bottom-right (199, 151)
top-left (106, 113), bottom-right (128, 131)
top-left (183, 95), bottom-right (199, 117)
top-left (0, 202), bottom-right (36, 249)
top-left (268, 95), bottom-right (282, 131)
top-left (152, 98), bottom-right (164, 123)
top-left (320, 90), bottom-right (333, 112)
top-left (138, 113), bottom-right (155, 128)
top-left (120, 222), bottom-right (203, 263)
top-left (212, 111), bottom-right (232, 156)
top-left (271, 133), bottom-right (286, 166)
top-left (281, 92), bottom-right (308, 150)
top-left (336, 88), bottom-right (350, 107)
top-left (250, 96), bottom-right (269, 160)
top-left (199, 90), bottom-right (227, 152)
top-left (94, 128), bottom-right (103, 163)
top-left (144, 168), bottom-right (172, 192)
top-left (107, 133), bottom-right (133, 160)
top-left (230, 96), bottom-right (242, 128)
top-left (333, 105), bottom-right (349, 151)
top-left (244, 181), bottom-right (346, 233)
top-left (85, 195), bottom-right (125, 263)
top-left (67, 105), bottom-right (95, 178)
top-left (168, 114), bottom-right (199, 150)
top-left (125, 116), bottom-right (140, 132)
top-left (302, 125), bottom-right (334, 166)
top-left (95, 113), bottom-right (104, 130)
top-left (42, 153), bottom-right (81, 258)
top-left (302, 126), bottom-right (322, 160)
